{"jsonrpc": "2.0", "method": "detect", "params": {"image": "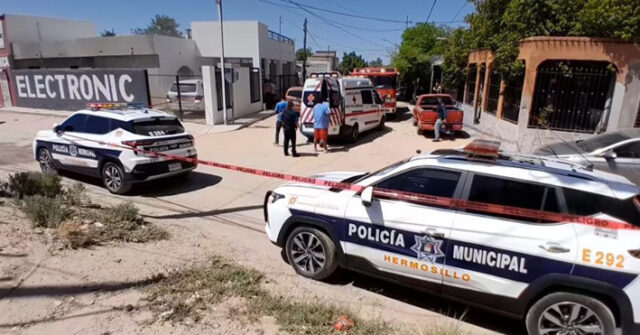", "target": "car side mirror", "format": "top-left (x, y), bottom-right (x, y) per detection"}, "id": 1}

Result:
top-left (53, 123), bottom-right (62, 135)
top-left (600, 151), bottom-right (617, 160)
top-left (361, 186), bottom-right (374, 207)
